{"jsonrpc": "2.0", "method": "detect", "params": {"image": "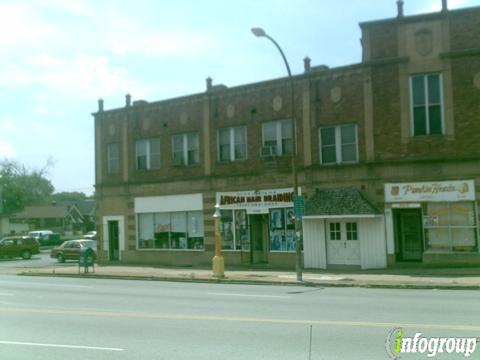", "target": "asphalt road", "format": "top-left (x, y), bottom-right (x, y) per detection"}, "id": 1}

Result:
top-left (0, 275), bottom-right (479, 359)
top-left (0, 250), bottom-right (73, 270)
